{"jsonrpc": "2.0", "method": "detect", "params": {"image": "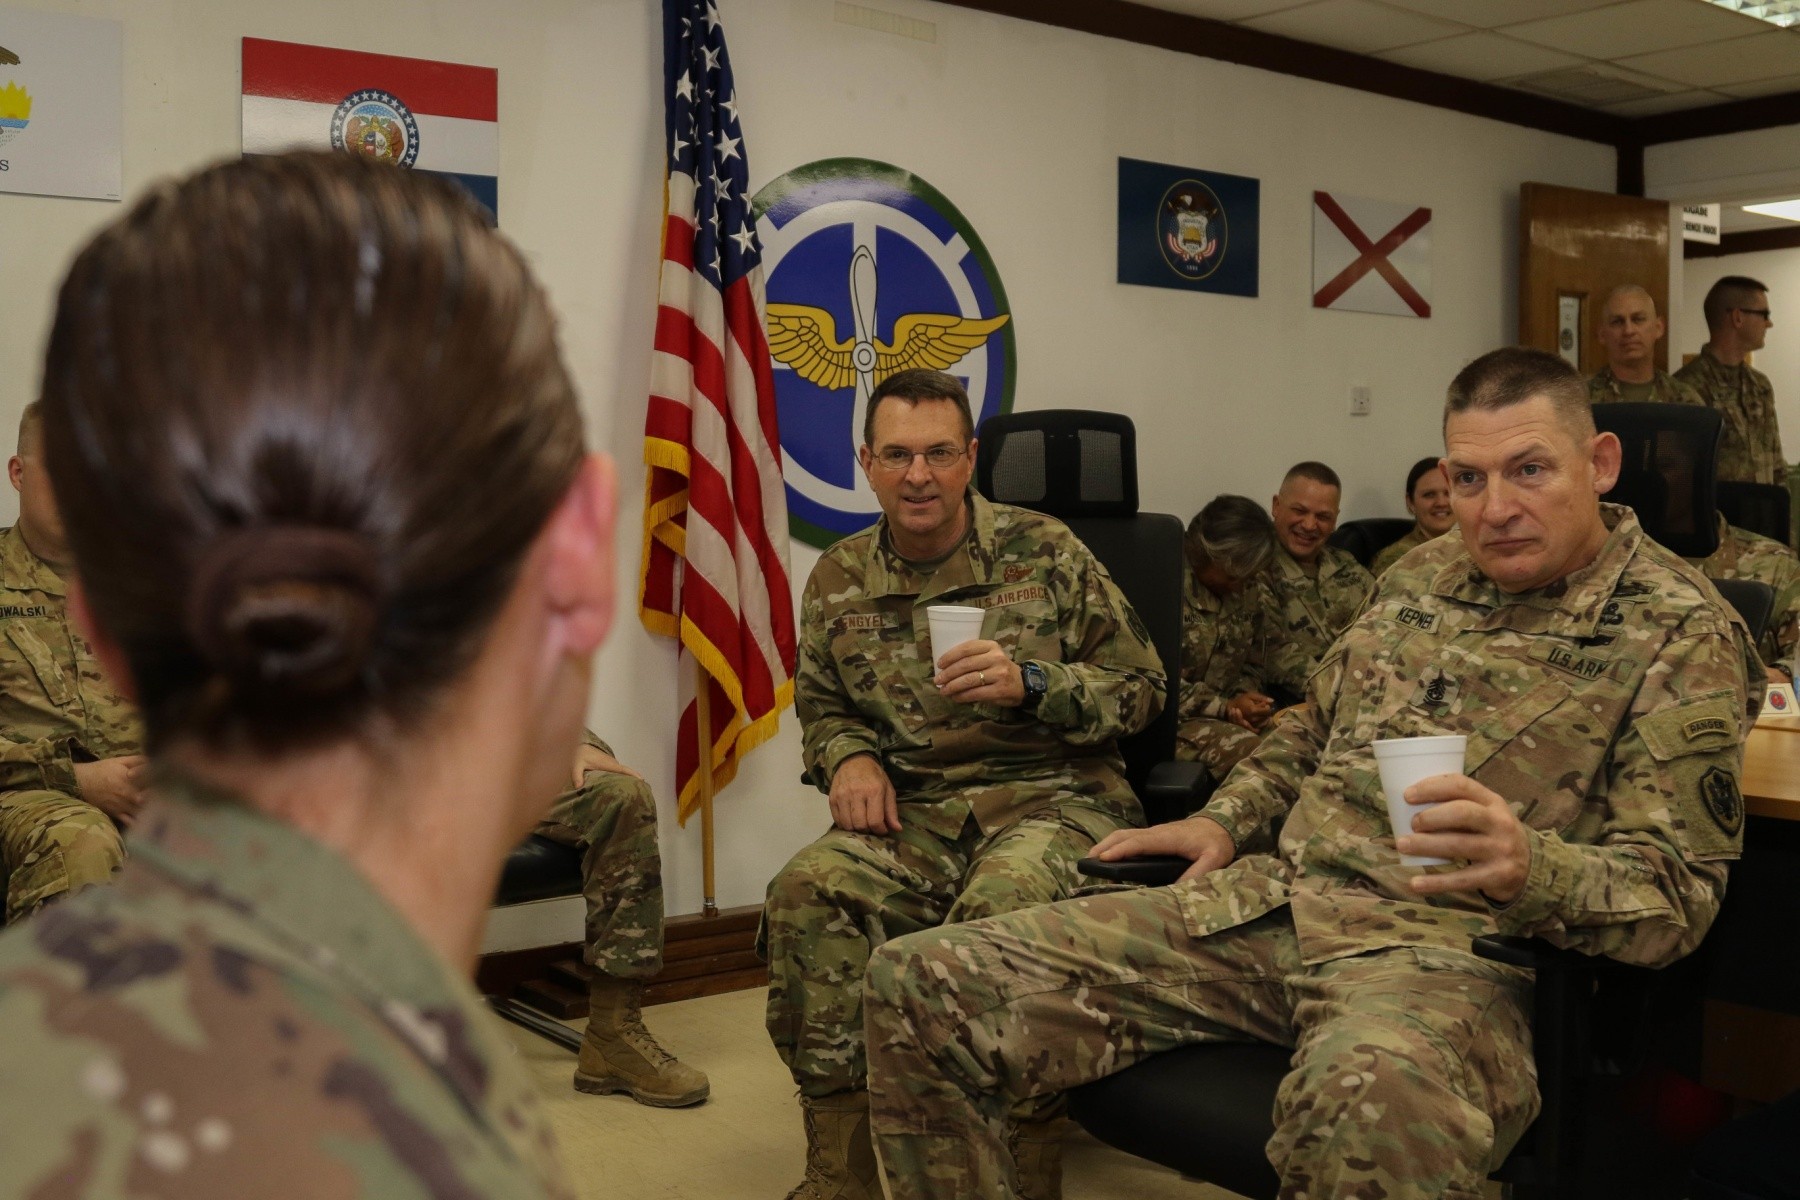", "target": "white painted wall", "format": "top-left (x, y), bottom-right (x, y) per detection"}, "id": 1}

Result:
top-left (0, 0), bottom-right (1614, 916)
top-left (1679, 246), bottom-right (1800, 461)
